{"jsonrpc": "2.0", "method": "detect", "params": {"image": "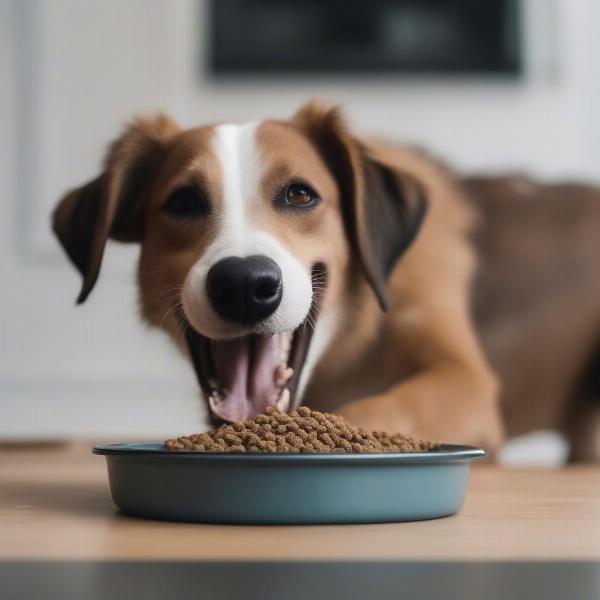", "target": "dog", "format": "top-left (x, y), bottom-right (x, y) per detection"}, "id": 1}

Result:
top-left (52, 102), bottom-right (600, 460)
